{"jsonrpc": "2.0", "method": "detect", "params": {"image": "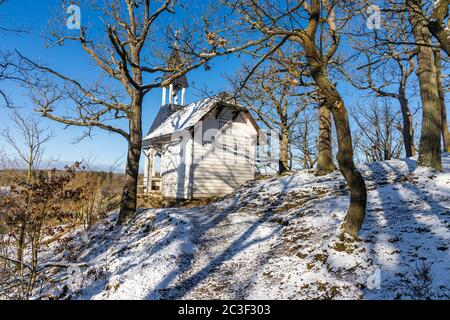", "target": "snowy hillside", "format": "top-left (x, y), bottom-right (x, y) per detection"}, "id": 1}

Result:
top-left (32, 154), bottom-right (450, 300)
